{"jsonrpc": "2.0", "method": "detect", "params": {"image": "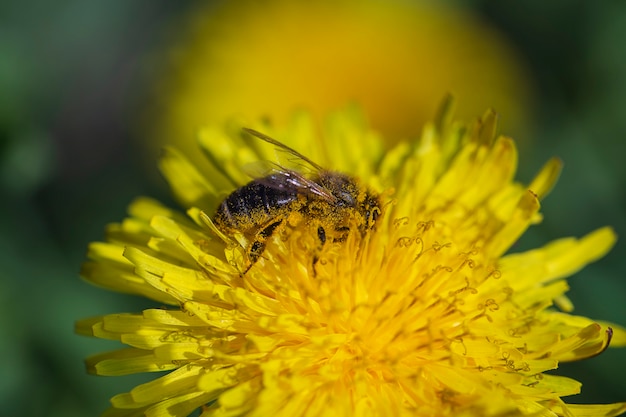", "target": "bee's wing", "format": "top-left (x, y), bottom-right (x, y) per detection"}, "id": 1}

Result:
top-left (243, 128), bottom-right (325, 172)
top-left (241, 160), bottom-right (277, 180)
top-left (253, 167), bottom-right (336, 201)
top-left (242, 128), bottom-right (335, 200)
